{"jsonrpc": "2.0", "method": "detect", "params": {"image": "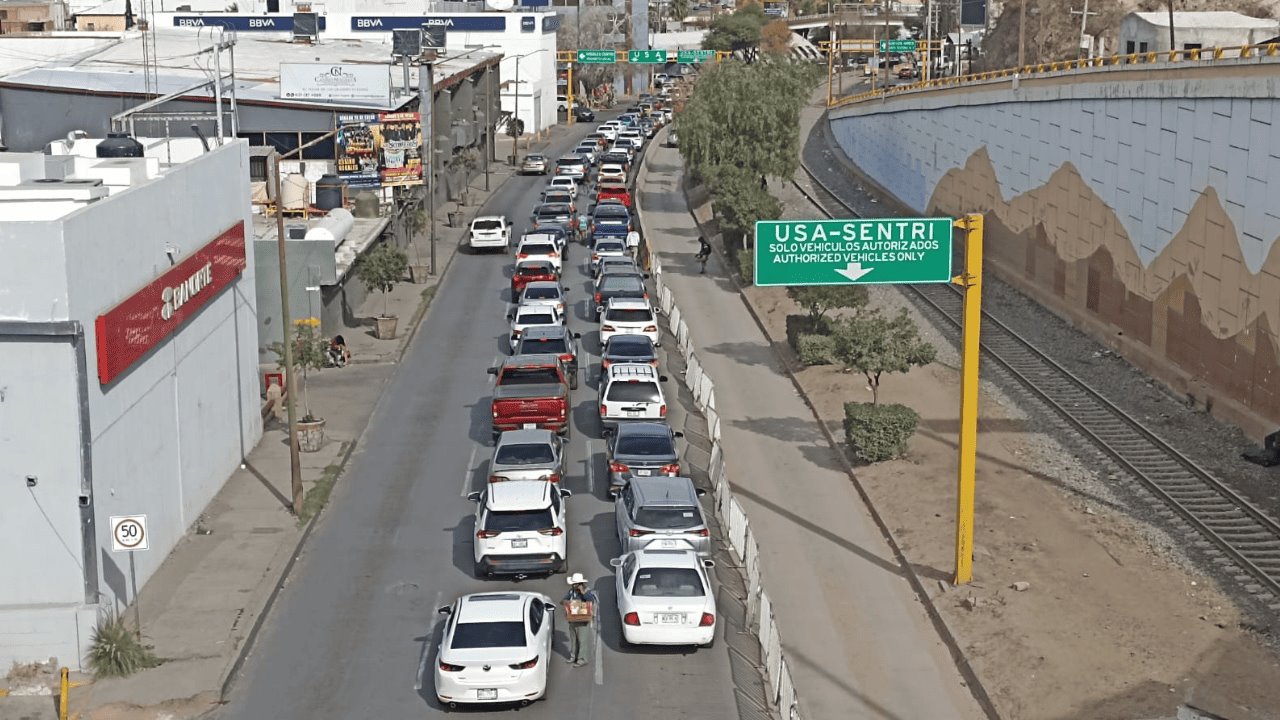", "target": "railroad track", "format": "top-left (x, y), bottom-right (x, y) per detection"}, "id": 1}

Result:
top-left (792, 158), bottom-right (1280, 606)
